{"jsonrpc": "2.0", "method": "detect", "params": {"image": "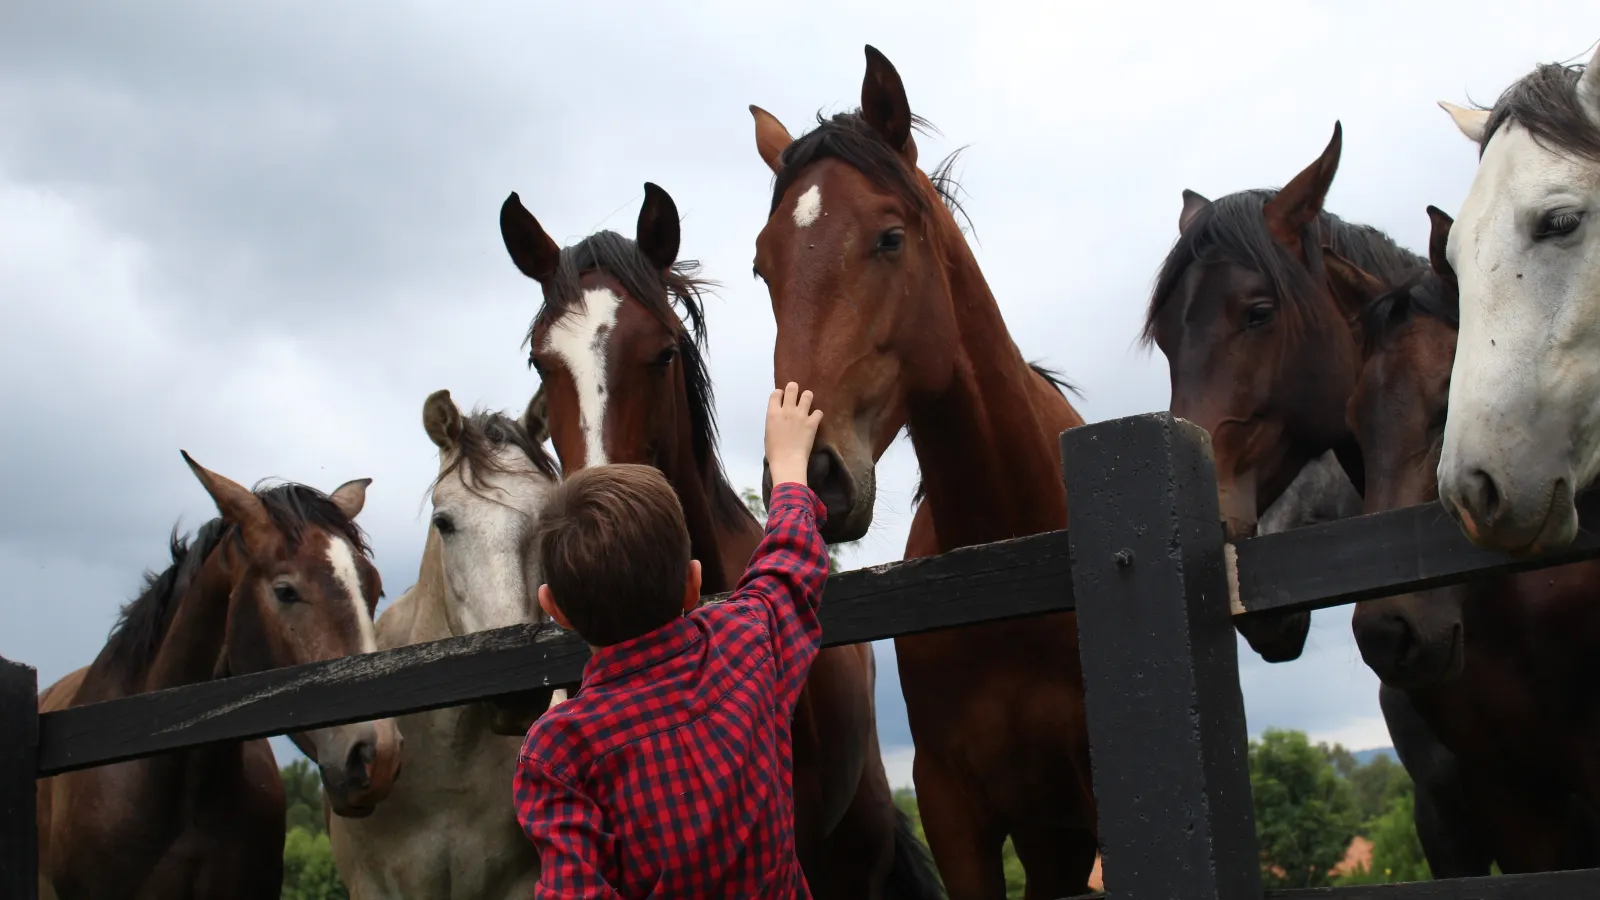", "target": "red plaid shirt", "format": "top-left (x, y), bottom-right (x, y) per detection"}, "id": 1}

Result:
top-left (513, 482), bottom-right (829, 899)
